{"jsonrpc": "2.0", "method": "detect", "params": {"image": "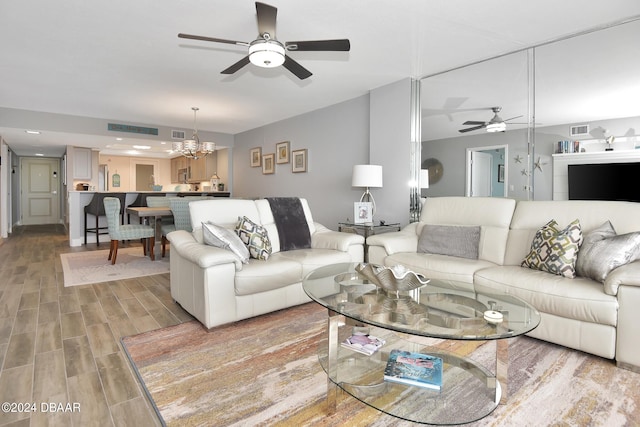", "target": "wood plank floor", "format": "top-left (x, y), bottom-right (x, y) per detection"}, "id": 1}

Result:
top-left (0, 224), bottom-right (193, 426)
